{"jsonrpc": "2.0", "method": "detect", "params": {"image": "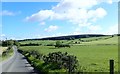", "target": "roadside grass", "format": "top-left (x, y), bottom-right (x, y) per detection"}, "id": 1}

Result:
top-left (0, 47), bottom-right (14, 62)
top-left (0, 47), bottom-right (8, 62)
top-left (0, 47), bottom-right (8, 55)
